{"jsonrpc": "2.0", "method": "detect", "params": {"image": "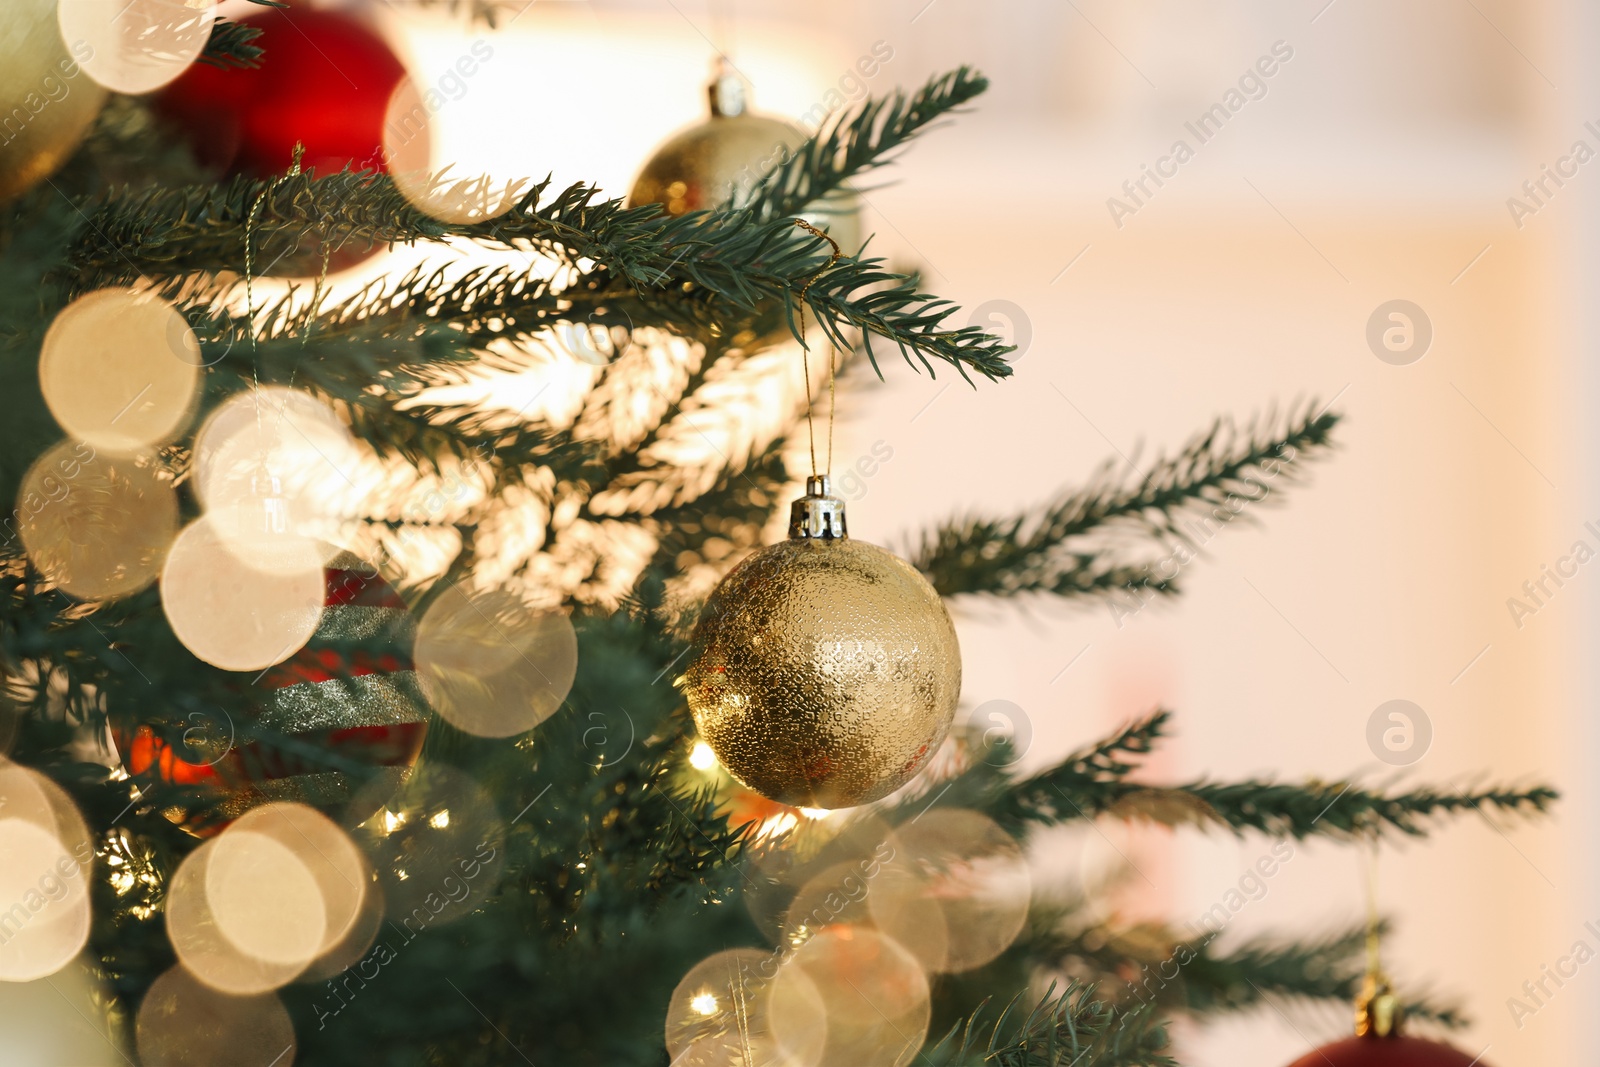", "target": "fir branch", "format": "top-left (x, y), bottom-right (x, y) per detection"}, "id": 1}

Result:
top-left (198, 19), bottom-right (267, 70)
top-left (926, 983), bottom-right (1173, 1067)
top-left (914, 405), bottom-right (1339, 599)
top-left (64, 74), bottom-right (1015, 380)
top-left (996, 763), bottom-right (1555, 841)
top-left (749, 67), bottom-right (990, 228)
top-left (1178, 924), bottom-right (1466, 1027)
